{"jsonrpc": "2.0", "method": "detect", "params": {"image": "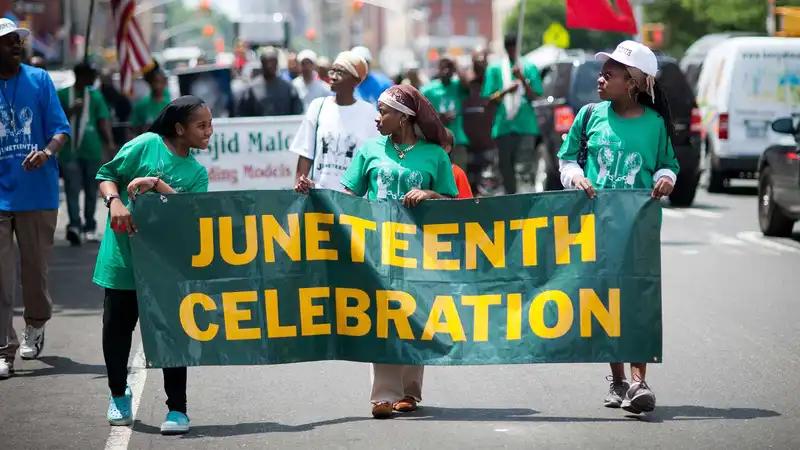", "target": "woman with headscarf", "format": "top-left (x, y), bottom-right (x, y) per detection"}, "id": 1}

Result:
top-left (292, 51), bottom-right (379, 193)
top-left (558, 41), bottom-right (679, 415)
top-left (340, 84), bottom-right (459, 419)
top-left (93, 96), bottom-right (213, 435)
